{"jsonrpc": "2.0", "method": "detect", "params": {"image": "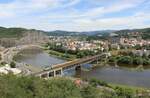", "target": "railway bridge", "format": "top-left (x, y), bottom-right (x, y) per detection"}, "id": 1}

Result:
top-left (33, 53), bottom-right (110, 78)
